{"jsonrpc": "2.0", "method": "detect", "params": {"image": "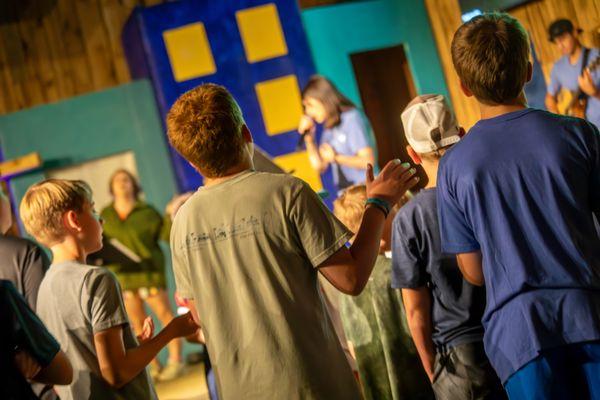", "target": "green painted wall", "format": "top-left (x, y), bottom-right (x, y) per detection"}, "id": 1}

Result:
top-left (301, 0), bottom-right (449, 107)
